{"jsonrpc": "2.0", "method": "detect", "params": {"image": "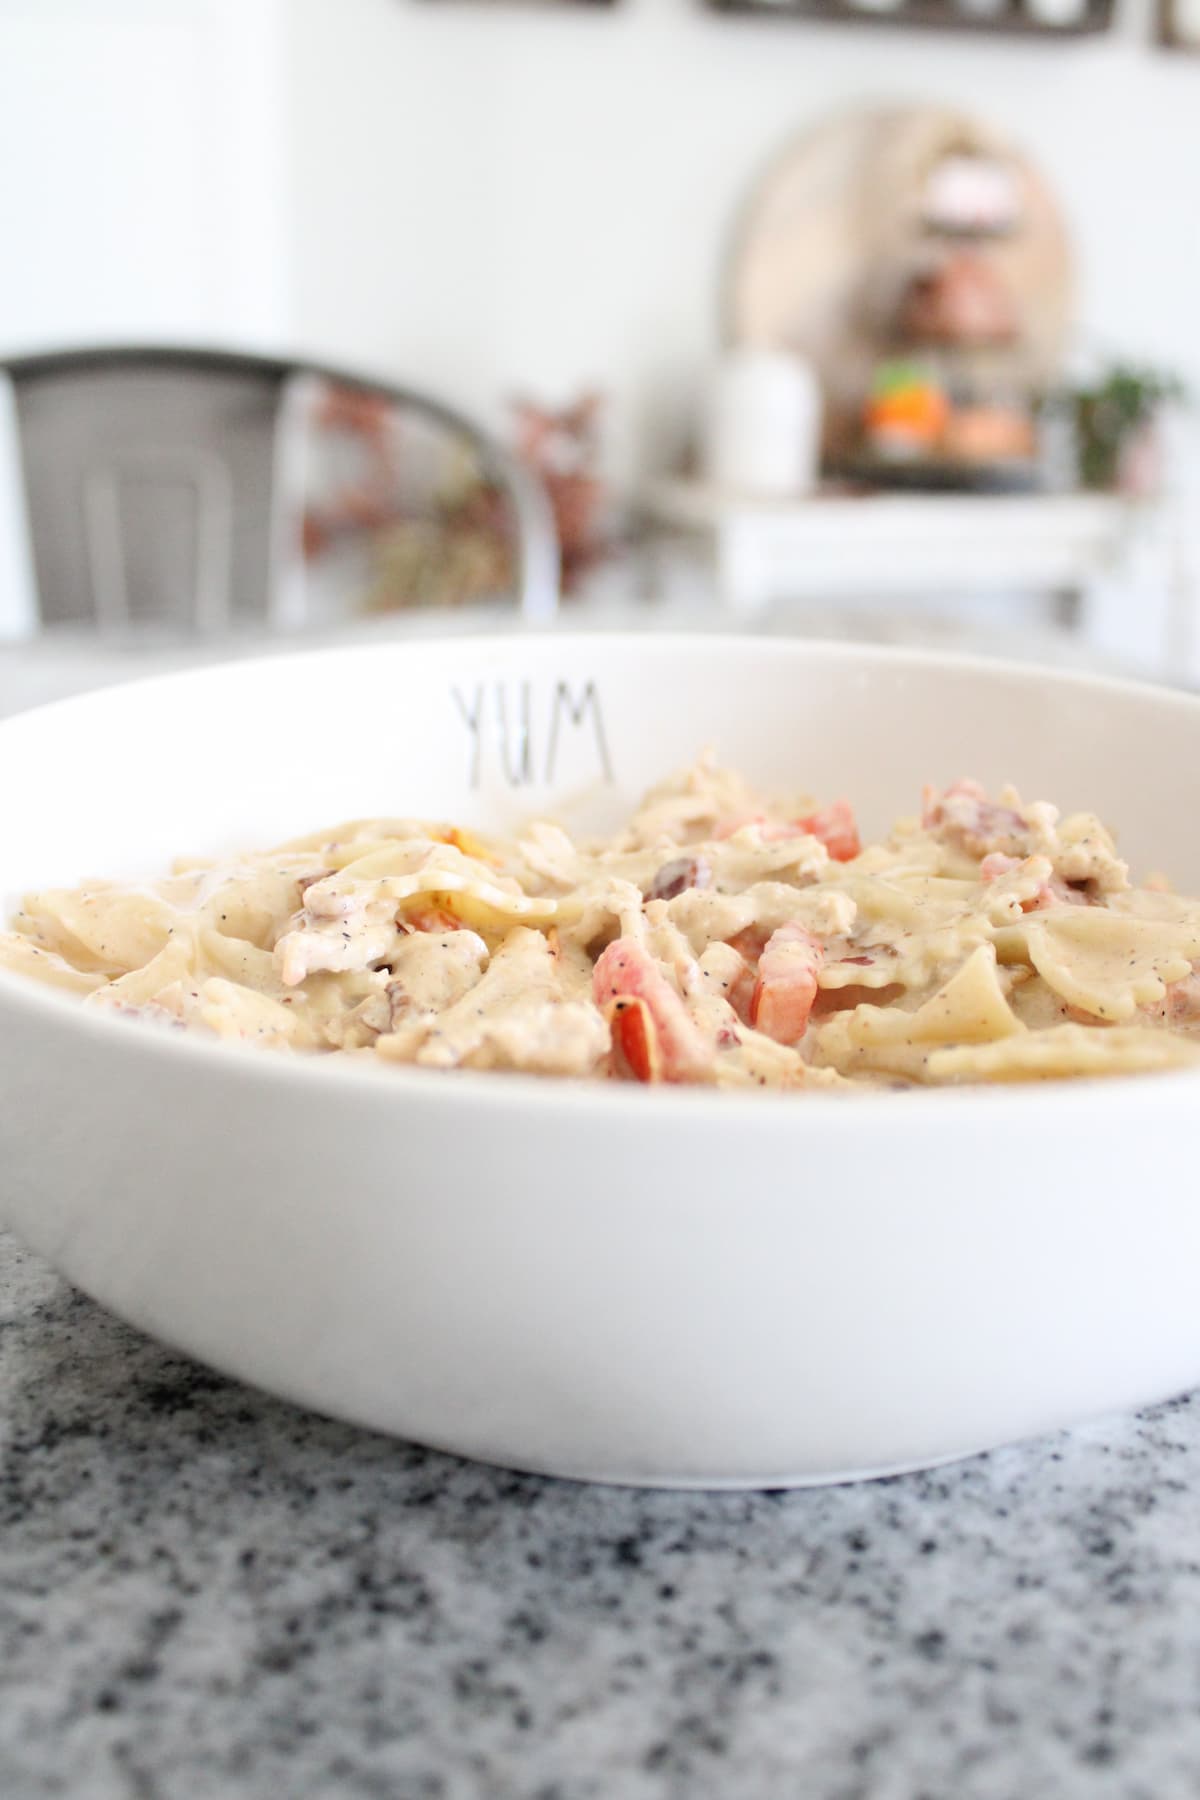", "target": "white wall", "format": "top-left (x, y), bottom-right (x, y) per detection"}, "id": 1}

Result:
top-left (0, 0), bottom-right (292, 633)
top-left (1, 0), bottom-right (1195, 488)
top-left (0, 0), bottom-right (1196, 638)
top-left (0, 0), bottom-right (290, 354)
top-left (279, 0), bottom-right (1200, 490)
